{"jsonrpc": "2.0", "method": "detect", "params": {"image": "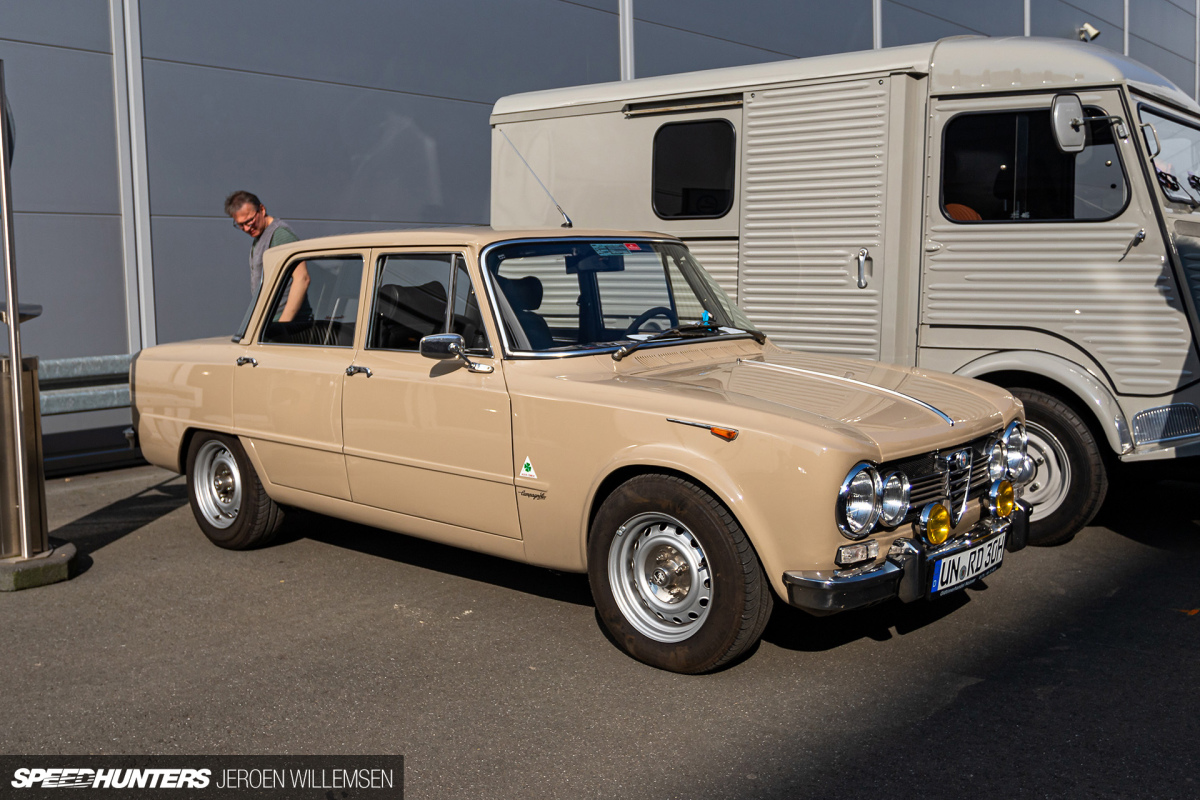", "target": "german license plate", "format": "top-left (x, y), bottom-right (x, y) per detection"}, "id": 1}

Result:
top-left (929, 532), bottom-right (1007, 596)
